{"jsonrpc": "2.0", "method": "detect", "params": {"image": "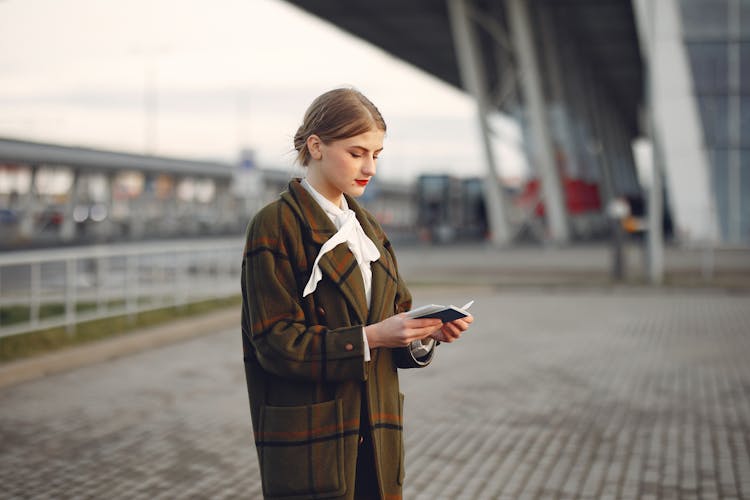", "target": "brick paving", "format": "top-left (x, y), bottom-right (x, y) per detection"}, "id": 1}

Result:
top-left (1, 287), bottom-right (749, 499)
